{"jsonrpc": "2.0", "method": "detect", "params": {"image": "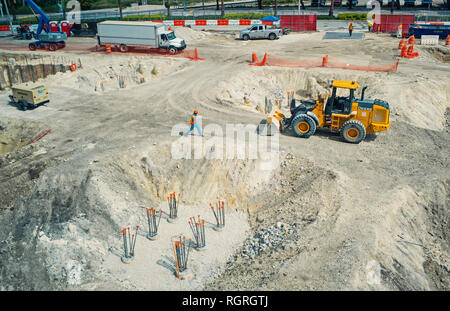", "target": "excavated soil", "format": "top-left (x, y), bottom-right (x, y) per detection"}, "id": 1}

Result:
top-left (0, 29), bottom-right (449, 291)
